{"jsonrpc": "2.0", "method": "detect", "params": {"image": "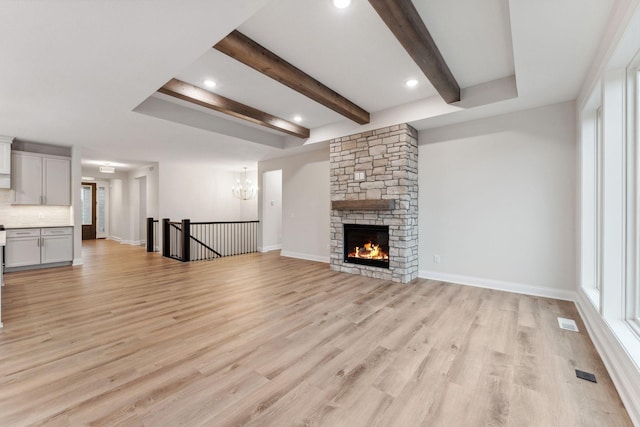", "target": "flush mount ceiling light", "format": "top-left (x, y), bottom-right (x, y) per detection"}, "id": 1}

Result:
top-left (405, 79), bottom-right (419, 88)
top-left (99, 164), bottom-right (115, 173)
top-left (333, 0), bottom-right (351, 9)
top-left (204, 79), bottom-right (217, 88)
top-left (293, 115), bottom-right (303, 122)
